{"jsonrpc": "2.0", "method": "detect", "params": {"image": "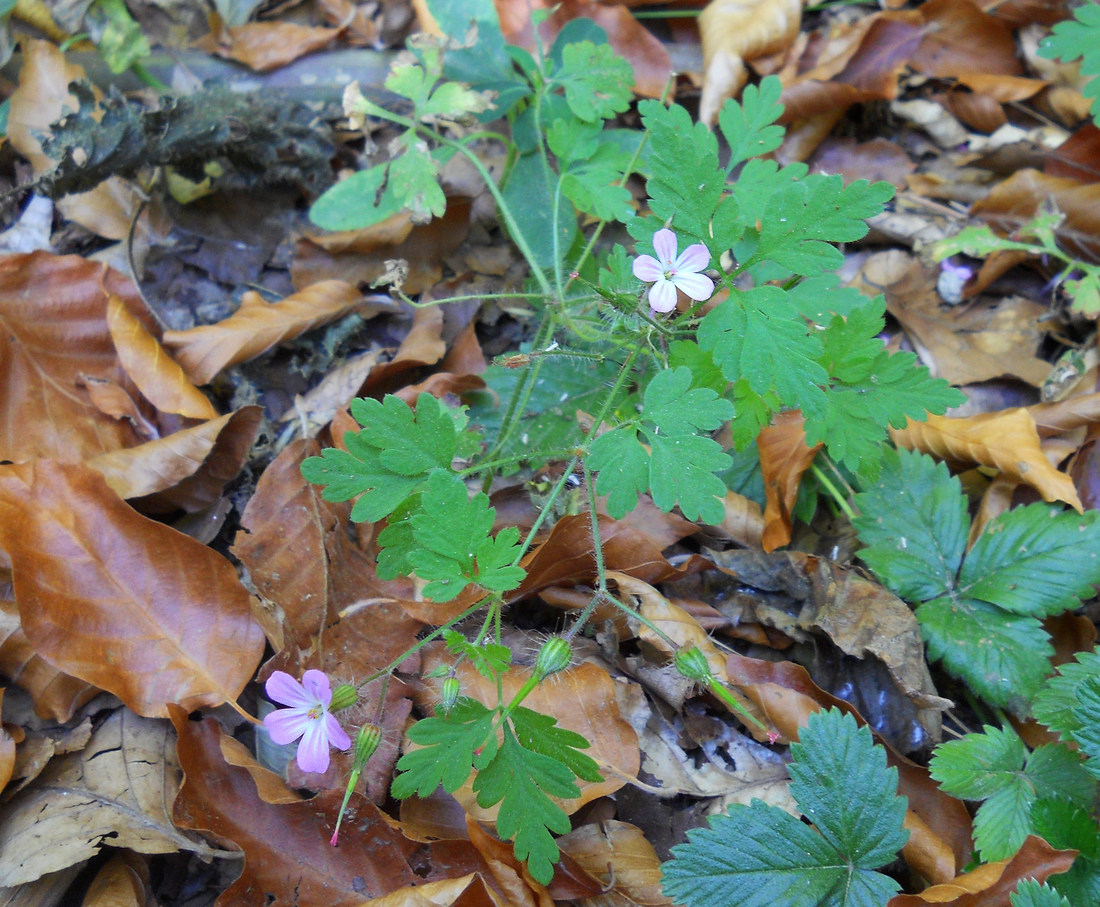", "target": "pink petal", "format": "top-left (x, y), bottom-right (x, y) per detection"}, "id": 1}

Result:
top-left (295, 720), bottom-right (331, 774)
top-left (301, 669), bottom-right (333, 707)
top-left (265, 671), bottom-right (312, 709)
top-left (632, 254), bottom-right (664, 282)
top-left (322, 712), bottom-right (352, 751)
top-left (675, 242), bottom-right (710, 273)
top-left (648, 279), bottom-right (678, 313)
top-left (264, 707), bottom-right (311, 745)
top-left (673, 271), bottom-right (715, 302)
top-left (652, 229), bottom-right (677, 266)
